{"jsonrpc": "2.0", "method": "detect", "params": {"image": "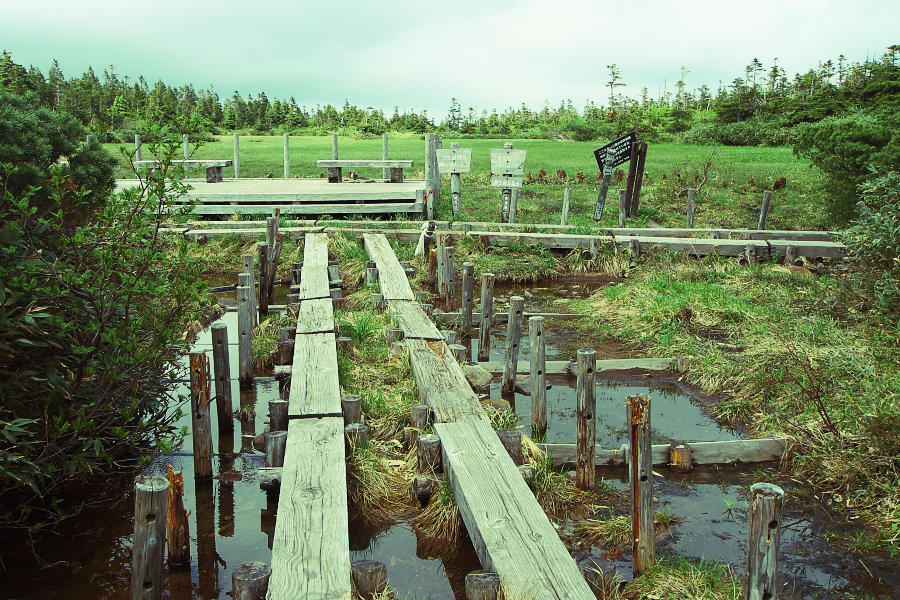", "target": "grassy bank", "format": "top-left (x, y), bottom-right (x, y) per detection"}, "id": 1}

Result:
top-left (567, 250), bottom-right (899, 551)
top-left (107, 136), bottom-right (830, 231)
